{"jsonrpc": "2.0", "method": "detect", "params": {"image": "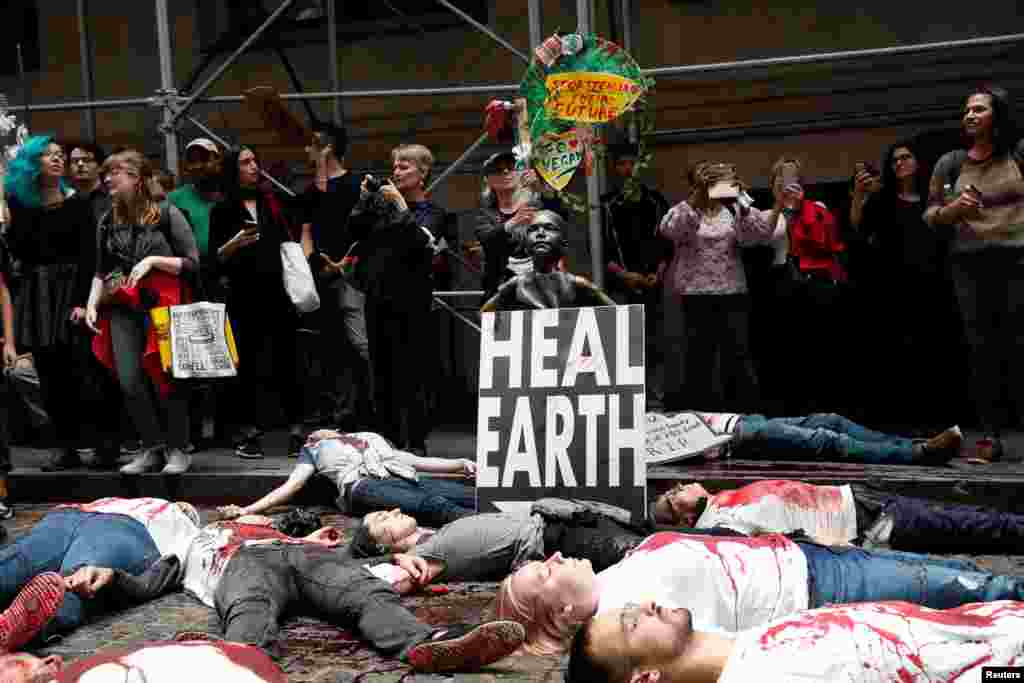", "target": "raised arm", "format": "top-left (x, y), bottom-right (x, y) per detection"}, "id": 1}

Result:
top-left (218, 464), bottom-right (316, 518)
top-left (657, 202), bottom-right (700, 244)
